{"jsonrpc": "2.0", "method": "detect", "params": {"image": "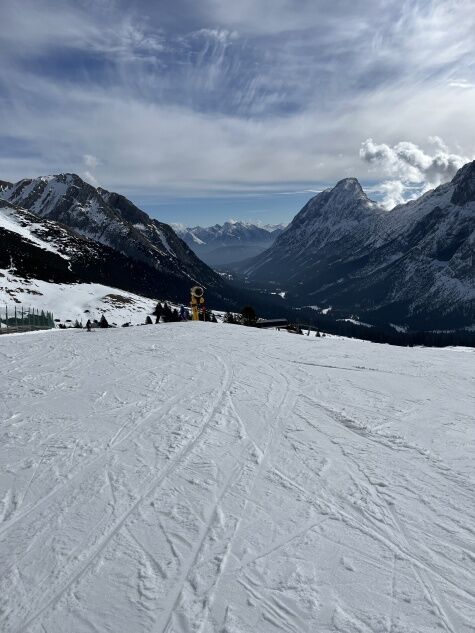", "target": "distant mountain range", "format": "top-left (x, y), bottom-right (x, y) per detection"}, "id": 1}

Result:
top-left (174, 221), bottom-right (286, 266)
top-left (233, 161), bottom-right (475, 330)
